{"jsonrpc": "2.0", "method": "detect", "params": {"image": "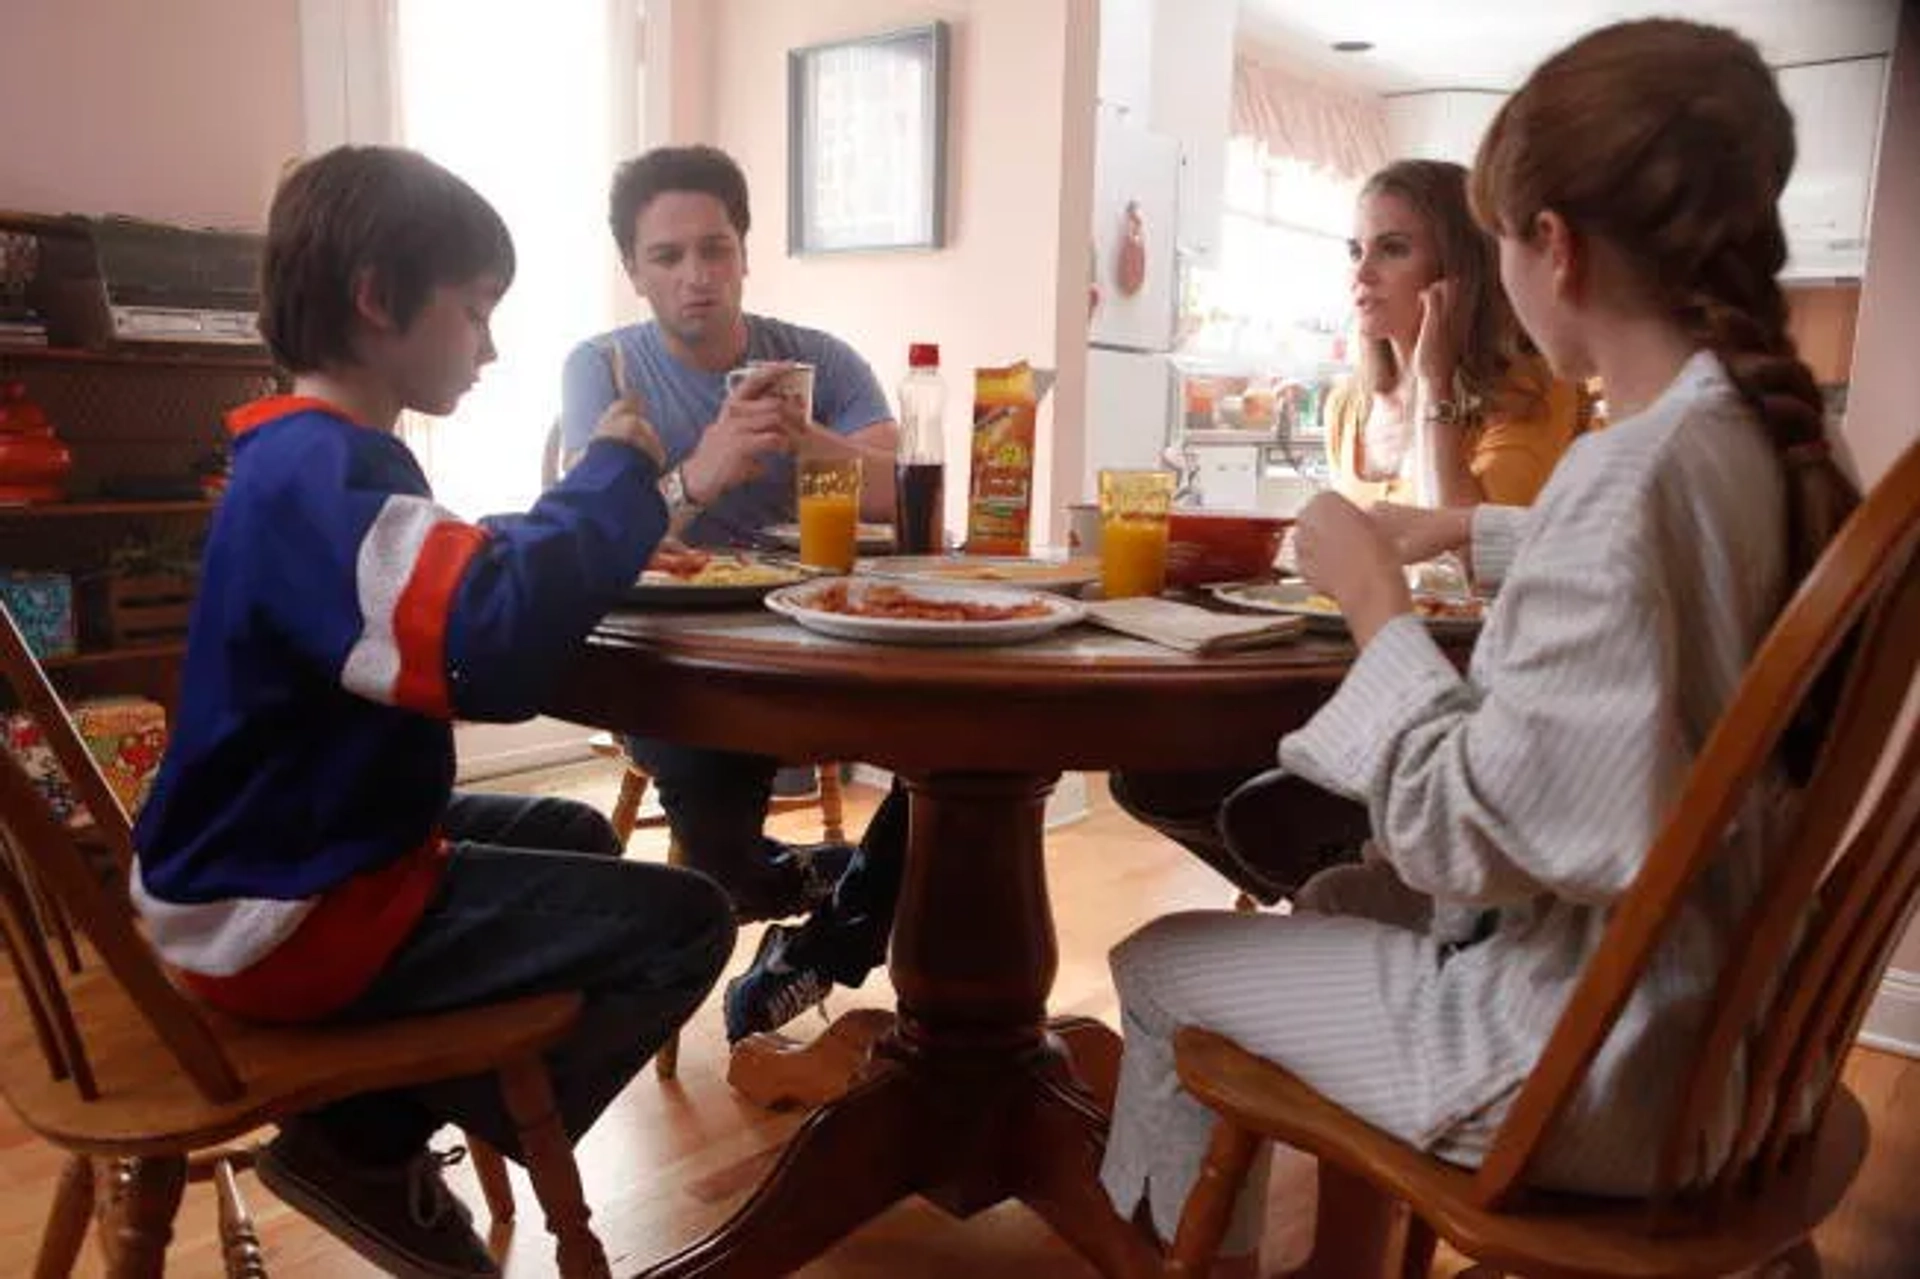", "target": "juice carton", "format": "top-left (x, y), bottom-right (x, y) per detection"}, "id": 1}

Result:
top-left (964, 362), bottom-right (1038, 556)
